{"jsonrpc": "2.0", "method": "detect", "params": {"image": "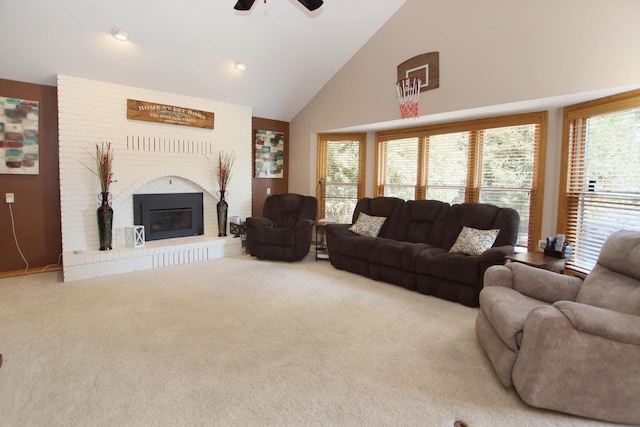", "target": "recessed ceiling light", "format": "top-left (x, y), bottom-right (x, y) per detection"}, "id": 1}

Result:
top-left (111, 29), bottom-right (129, 41)
top-left (235, 62), bottom-right (247, 72)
